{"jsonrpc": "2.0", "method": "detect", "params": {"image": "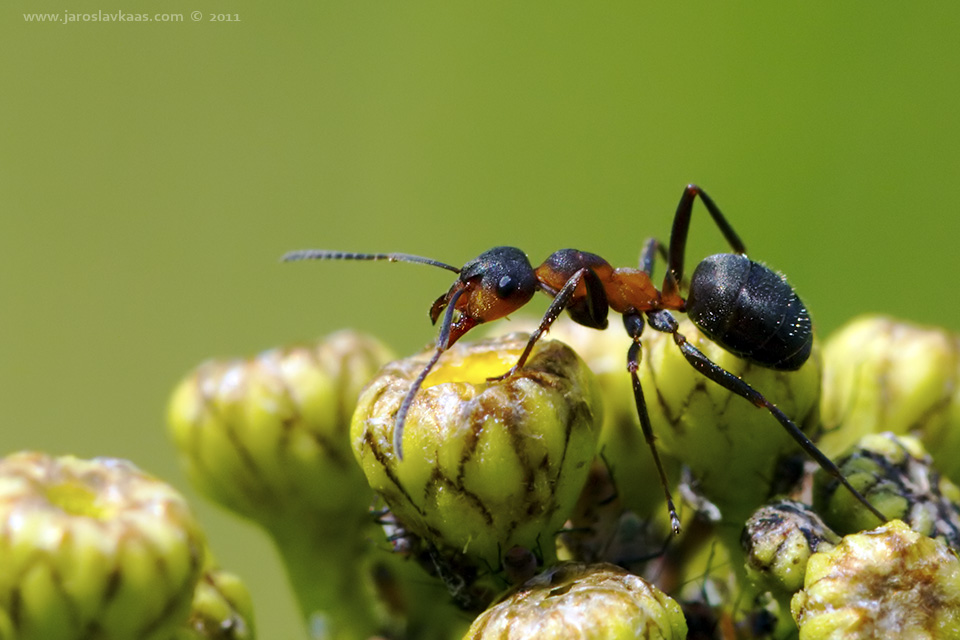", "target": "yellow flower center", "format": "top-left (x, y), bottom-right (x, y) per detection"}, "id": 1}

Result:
top-left (423, 348), bottom-right (523, 387)
top-left (44, 481), bottom-right (110, 519)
